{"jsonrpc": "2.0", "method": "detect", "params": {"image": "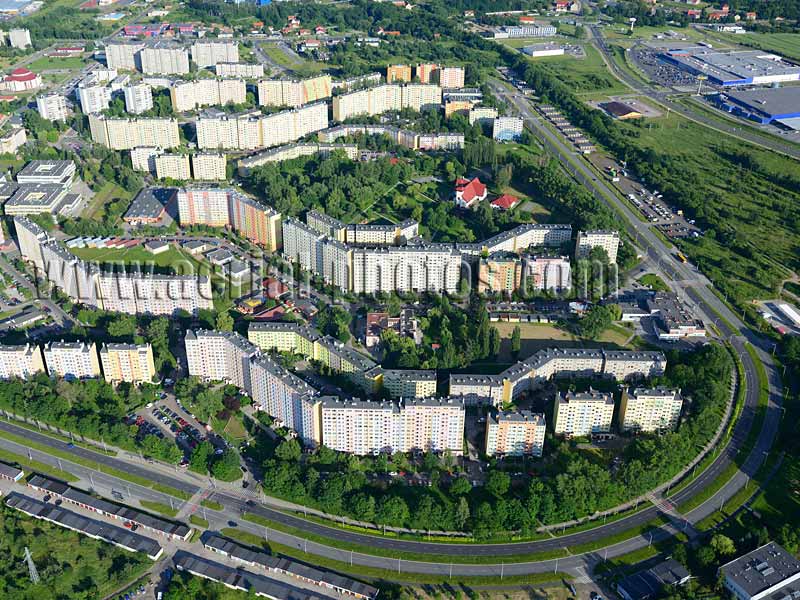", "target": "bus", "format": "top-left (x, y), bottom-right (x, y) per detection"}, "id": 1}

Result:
top-left (676, 252), bottom-right (688, 264)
